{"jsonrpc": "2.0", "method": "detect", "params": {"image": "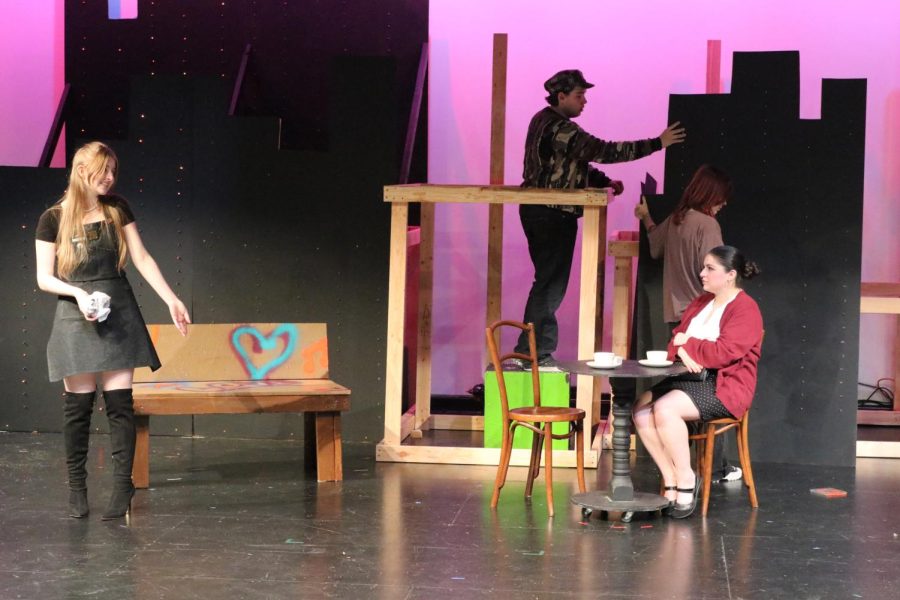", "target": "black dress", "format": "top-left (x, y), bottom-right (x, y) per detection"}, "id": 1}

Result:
top-left (36, 196), bottom-right (161, 382)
